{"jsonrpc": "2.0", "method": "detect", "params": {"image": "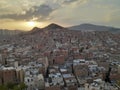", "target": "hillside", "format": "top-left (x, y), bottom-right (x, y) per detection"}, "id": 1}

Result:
top-left (69, 23), bottom-right (120, 33)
